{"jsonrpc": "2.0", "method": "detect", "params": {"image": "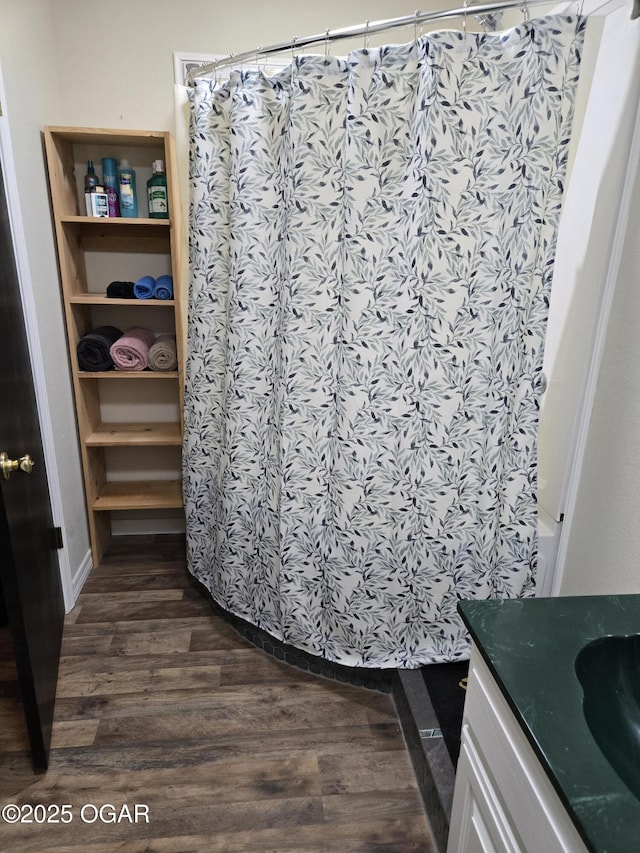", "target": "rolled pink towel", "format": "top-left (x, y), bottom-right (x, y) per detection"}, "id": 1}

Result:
top-left (110, 327), bottom-right (156, 371)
